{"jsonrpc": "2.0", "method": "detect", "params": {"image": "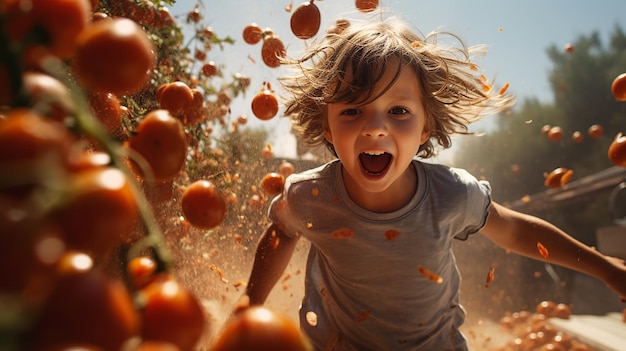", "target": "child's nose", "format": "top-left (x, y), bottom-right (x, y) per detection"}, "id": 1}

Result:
top-left (362, 113), bottom-right (387, 137)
